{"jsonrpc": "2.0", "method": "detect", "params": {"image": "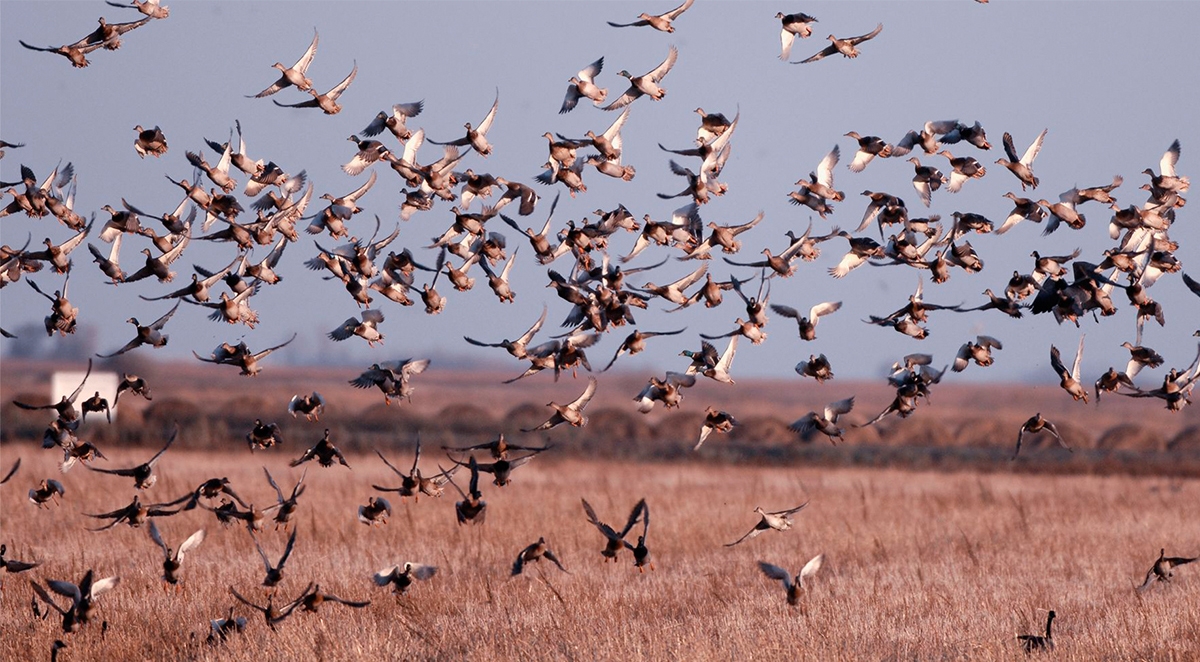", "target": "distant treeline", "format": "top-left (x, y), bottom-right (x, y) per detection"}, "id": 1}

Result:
top-left (4, 394), bottom-right (1199, 477)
